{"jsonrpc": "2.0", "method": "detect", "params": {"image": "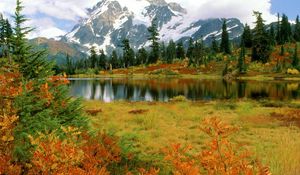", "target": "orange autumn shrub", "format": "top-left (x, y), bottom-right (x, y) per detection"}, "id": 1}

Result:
top-left (28, 127), bottom-right (84, 175)
top-left (164, 144), bottom-right (200, 175)
top-left (164, 117), bottom-right (271, 175)
top-left (79, 132), bottom-right (121, 174)
top-left (28, 127), bottom-right (123, 175)
top-left (137, 167), bottom-right (160, 175)
top-left (0, 67), bottom-right (22, 175)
